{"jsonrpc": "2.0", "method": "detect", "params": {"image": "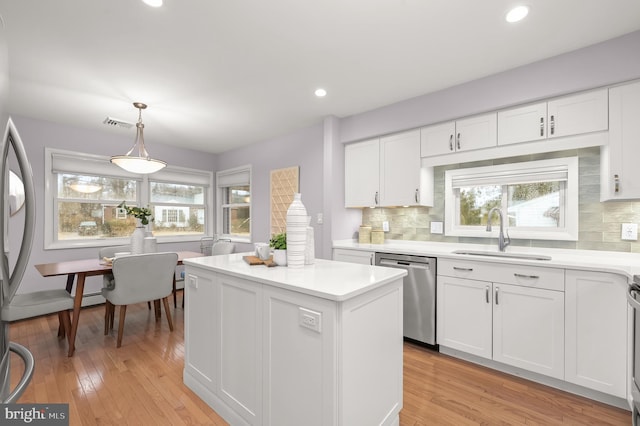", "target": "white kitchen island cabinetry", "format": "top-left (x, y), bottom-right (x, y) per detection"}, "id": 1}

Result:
top-left (601, 80), bottom-right (640, 201)
top-left (437, 258), bottom-right (565, 380)
top-left (565, 270), bottom-right (628, 399)
top-left (420, 113), bottom-right (497, 157)
top-left (183, 254), bottom-right (405, 426)
top-left (498, 88), bottom-right (608, 146)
